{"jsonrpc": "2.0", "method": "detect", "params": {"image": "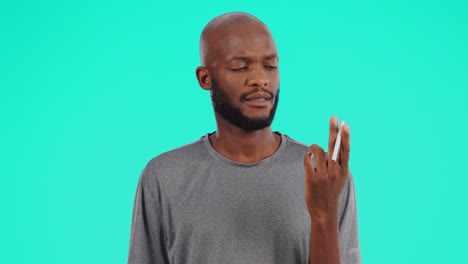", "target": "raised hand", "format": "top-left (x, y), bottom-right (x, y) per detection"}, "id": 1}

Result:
top-left (303, 116), bottom-right (351, 222)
